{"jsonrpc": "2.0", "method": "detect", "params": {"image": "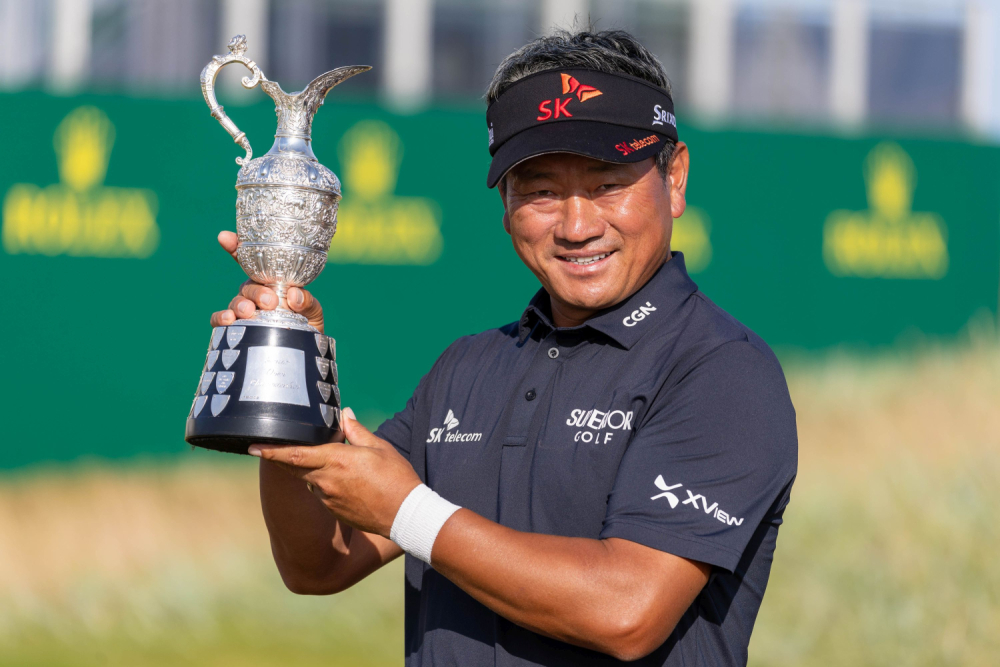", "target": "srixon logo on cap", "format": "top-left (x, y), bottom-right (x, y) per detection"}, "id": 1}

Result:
top-left (536, 73), bottom-right (604, 121)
